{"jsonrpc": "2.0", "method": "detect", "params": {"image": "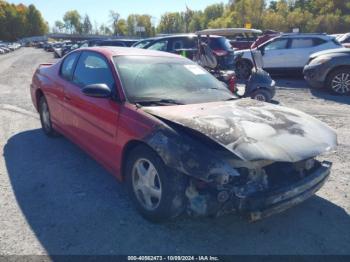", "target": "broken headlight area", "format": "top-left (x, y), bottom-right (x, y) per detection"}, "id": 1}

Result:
top-left (185, 158), bottom-right (331, 219)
